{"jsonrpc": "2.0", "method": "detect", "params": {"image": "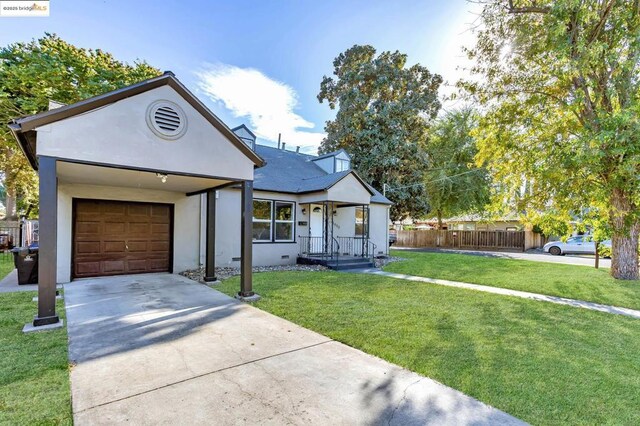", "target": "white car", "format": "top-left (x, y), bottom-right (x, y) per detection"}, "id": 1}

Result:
top-left (543, 236), bottom-right (611, 256)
